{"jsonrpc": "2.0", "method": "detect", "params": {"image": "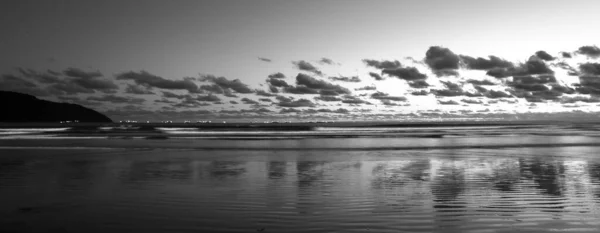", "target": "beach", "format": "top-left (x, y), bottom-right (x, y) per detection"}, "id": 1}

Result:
top-left (1, 124), bottom-right (600, 232)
